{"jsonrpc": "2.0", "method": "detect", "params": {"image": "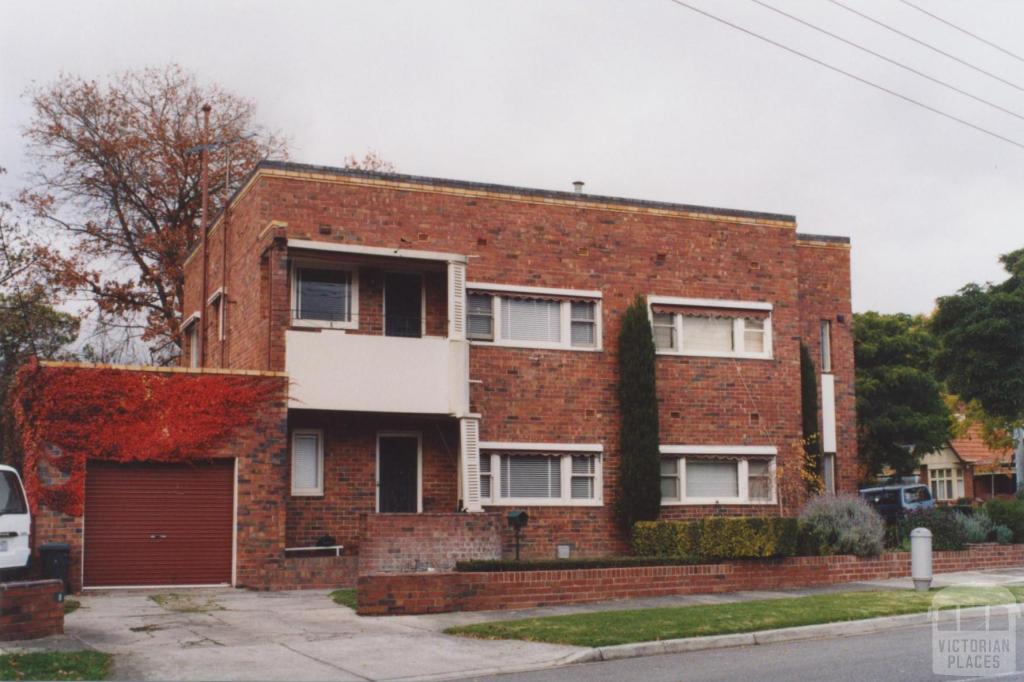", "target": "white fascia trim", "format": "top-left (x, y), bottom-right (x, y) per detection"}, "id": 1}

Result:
top-left (659, 445), bottom-right (778, 456)
top-left (480, 442), bottom-right (604, 452)
top-left (207, 287), bottom-right (224, 306)
top-left (647, 295), bottom-right (773, 311)
top-left (468, 281), bottom-right (602, 299)
top-left (182, 311), bottom-right (201, 328)
top-left (288, 238), bottom-right (467, 264)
